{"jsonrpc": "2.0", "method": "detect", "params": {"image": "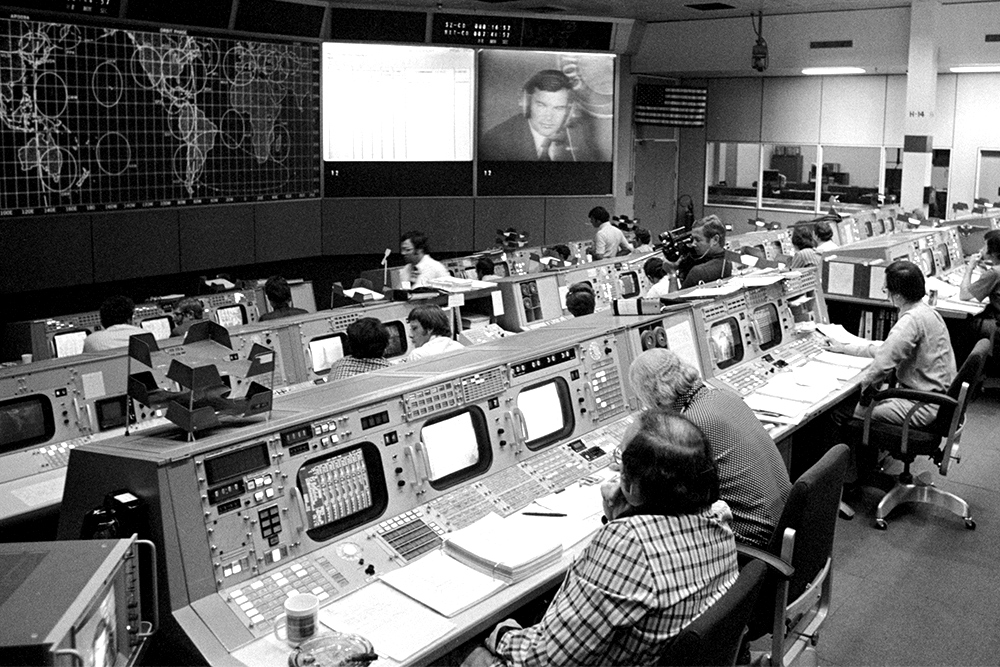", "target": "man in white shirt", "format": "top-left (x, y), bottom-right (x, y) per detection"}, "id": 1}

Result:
top-left (407, 304), bottom-right (465, 361)
top-left (400, 231), bottom-right (449, 288)
top-left (82, 295), bottom-right (147, 353)
top-left (589, 206), bottom-right (633, 260)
